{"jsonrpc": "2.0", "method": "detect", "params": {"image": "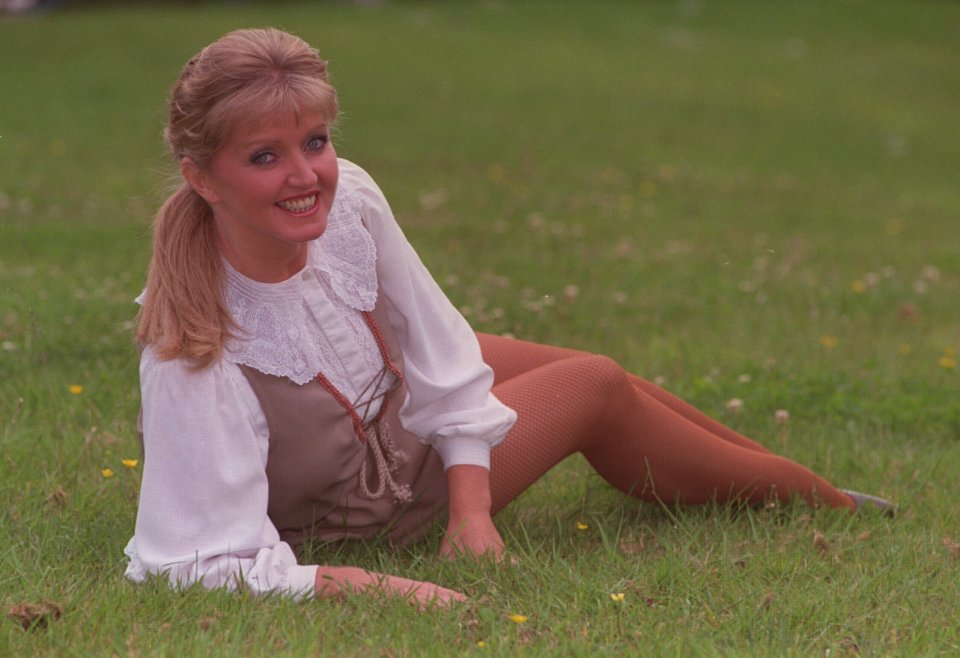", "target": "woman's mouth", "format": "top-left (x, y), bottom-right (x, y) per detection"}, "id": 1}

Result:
top-left (276, 194), bottom-right (318, 214)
